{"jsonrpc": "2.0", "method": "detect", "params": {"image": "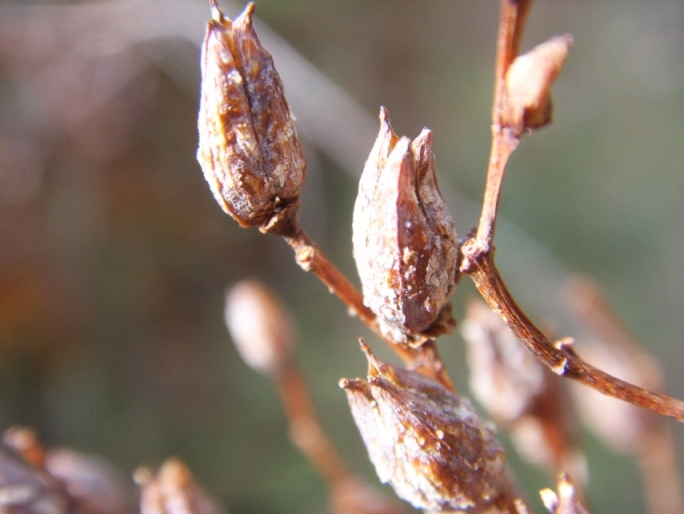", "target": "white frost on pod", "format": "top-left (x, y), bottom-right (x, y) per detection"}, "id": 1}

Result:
top-left (340, 341), bottom-right (507, 512)
top-left (352, 108), bottom-right (458, 344)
